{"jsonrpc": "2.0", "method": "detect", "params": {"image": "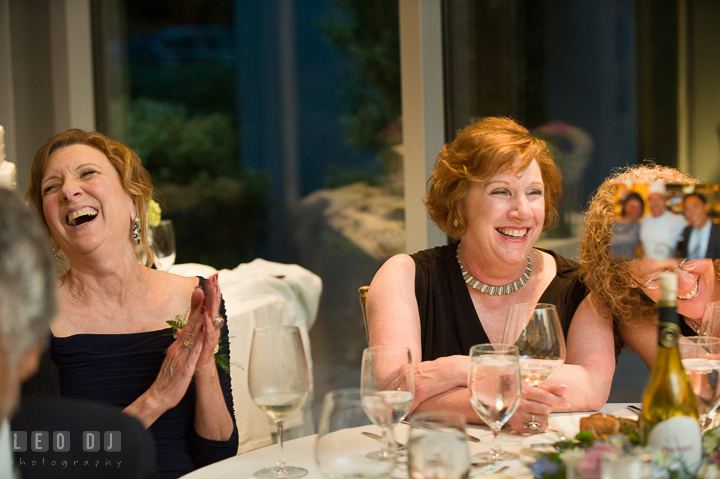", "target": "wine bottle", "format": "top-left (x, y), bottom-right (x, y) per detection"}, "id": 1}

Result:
top-left (640, 271), bottom-right (702, 472)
